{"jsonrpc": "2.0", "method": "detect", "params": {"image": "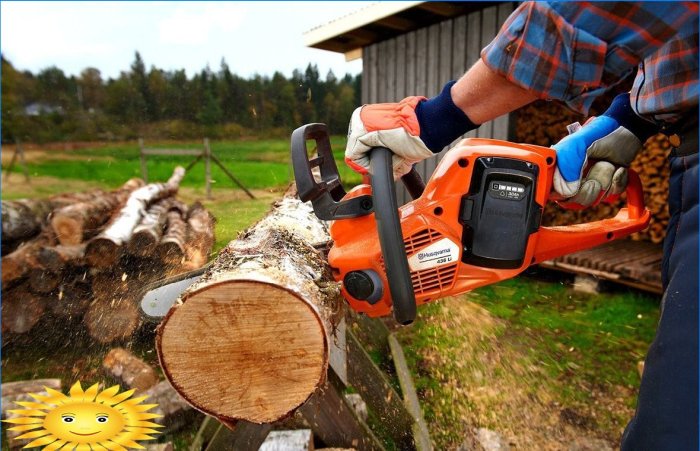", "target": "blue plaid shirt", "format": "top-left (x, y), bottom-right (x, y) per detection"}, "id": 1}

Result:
top-left (482, 2), bottom-right (698, 124)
